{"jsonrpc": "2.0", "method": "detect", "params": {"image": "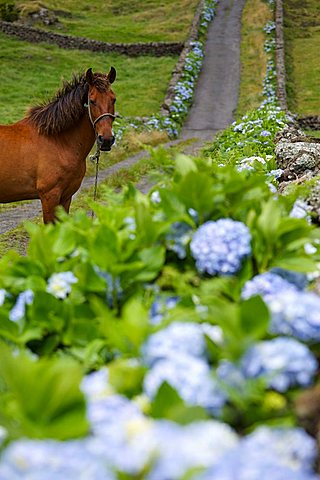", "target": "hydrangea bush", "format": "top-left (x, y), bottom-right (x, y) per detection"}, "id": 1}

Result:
top-left (1, 1), bottom-right (320, 479)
